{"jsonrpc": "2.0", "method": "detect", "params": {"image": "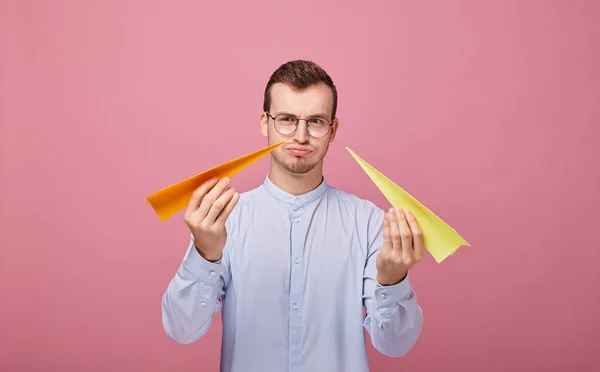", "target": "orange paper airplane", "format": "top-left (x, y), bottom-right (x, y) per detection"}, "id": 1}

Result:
top-left (146, 140), bottom-right (285, 221)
